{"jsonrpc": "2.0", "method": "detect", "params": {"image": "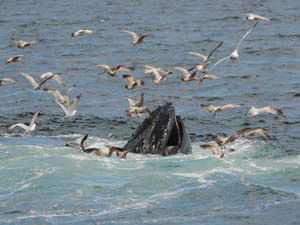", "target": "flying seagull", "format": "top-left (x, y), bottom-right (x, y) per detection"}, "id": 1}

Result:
top-left (209, 22), bottom-right (258, 70)
top-left (123, 74), bottom-right (144, 91)
top-left (4, 55), bottom-right (24, 64)
top-left (71, 28), bottom-right (94, 37)
top-left (0, 77), bottom-right (19, 86)
top-left (122, 30), bottom-right (151, 46)
top-left (8, 112), bottom-right (39, 135)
